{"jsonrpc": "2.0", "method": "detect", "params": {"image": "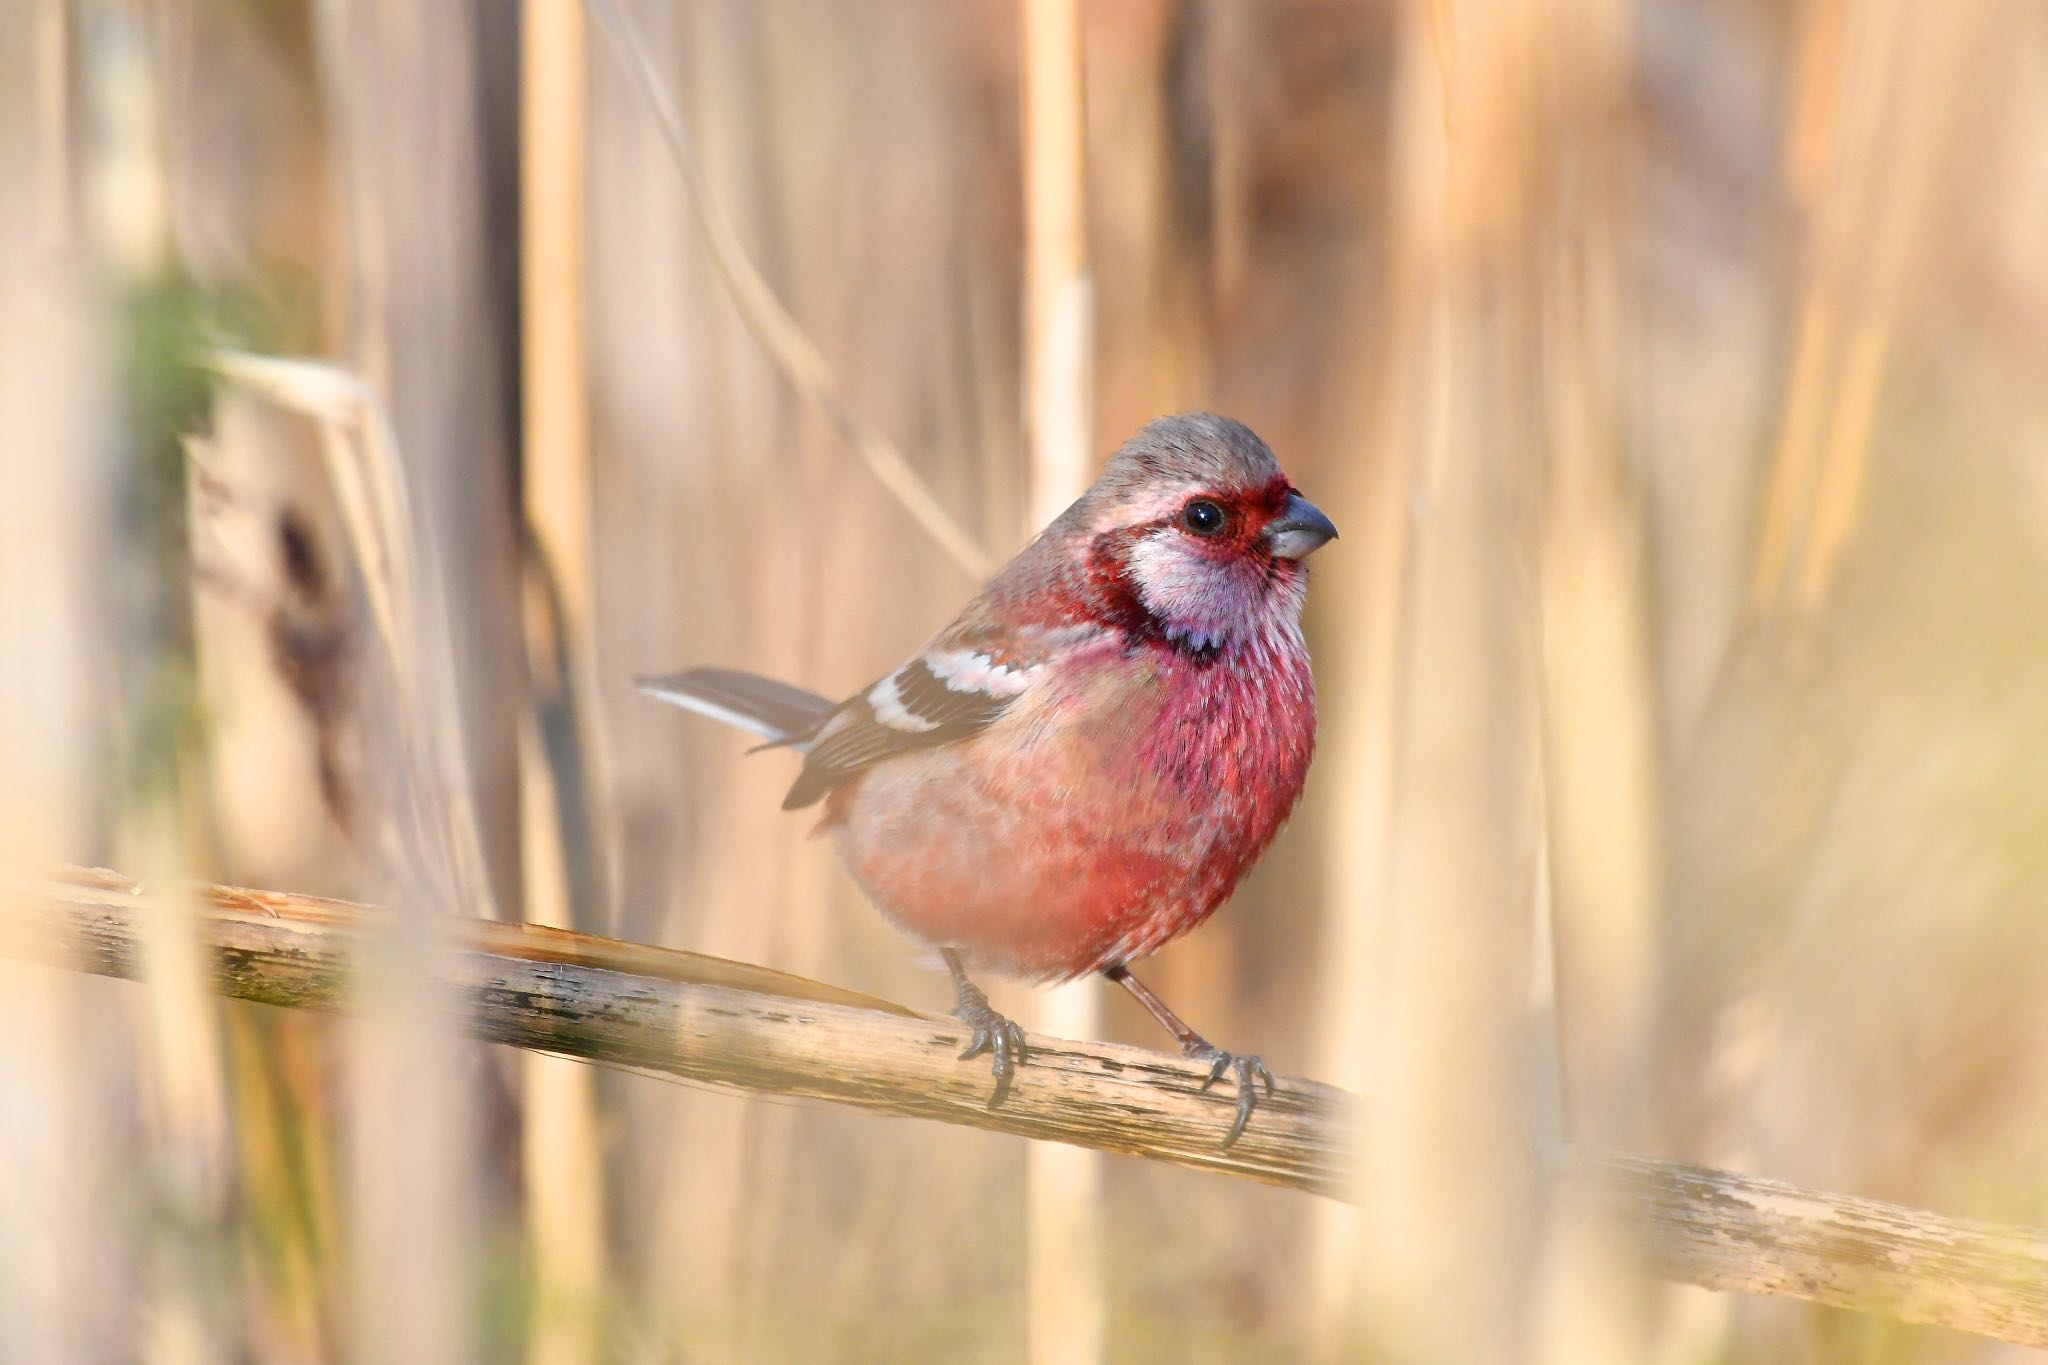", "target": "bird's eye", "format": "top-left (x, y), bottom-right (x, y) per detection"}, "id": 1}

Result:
top-left (1182, 499), bottom-right (1227, 537)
